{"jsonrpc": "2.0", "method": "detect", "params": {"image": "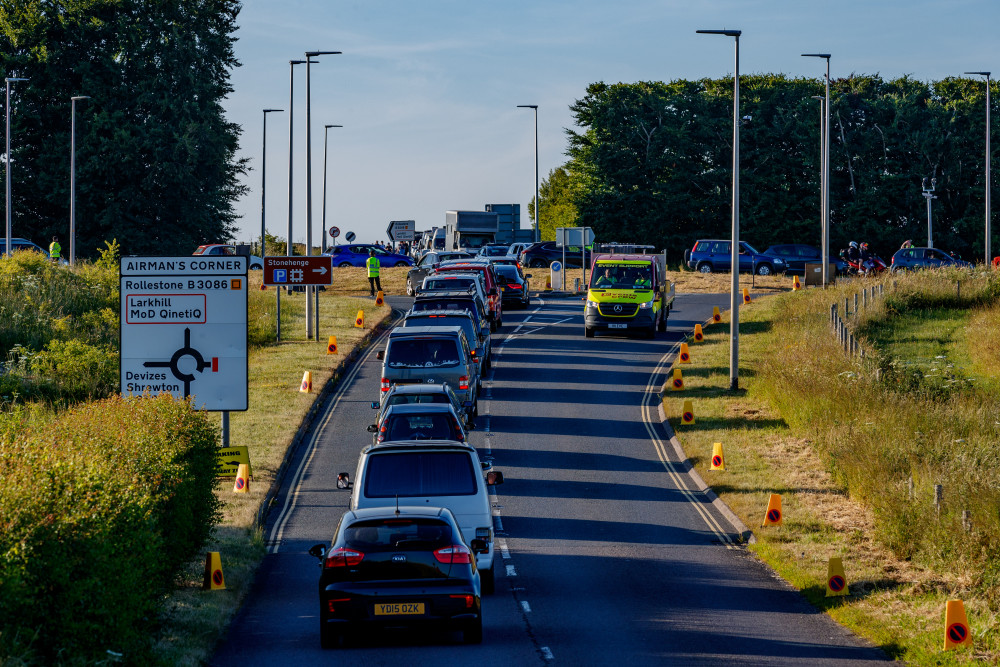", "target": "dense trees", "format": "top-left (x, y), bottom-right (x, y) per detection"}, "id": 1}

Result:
top-left (562, 75), bottom-right (996, 263)
top-left (0, 0), bottom-right (246, 258)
